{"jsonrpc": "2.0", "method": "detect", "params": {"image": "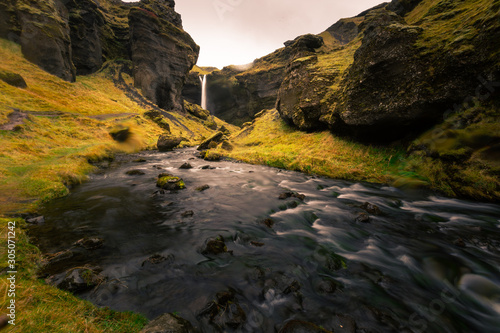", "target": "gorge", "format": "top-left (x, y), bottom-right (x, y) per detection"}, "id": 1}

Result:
top-left (0, 0), bottom-right (499, 332)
